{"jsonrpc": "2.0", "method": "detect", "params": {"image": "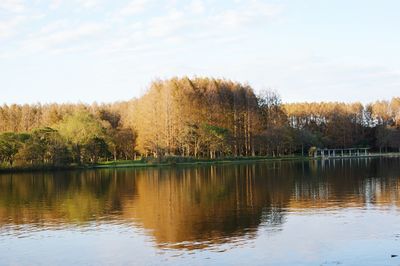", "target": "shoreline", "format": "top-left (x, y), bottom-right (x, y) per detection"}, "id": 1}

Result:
top-left (1, 153), bottom-right (399, 174)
